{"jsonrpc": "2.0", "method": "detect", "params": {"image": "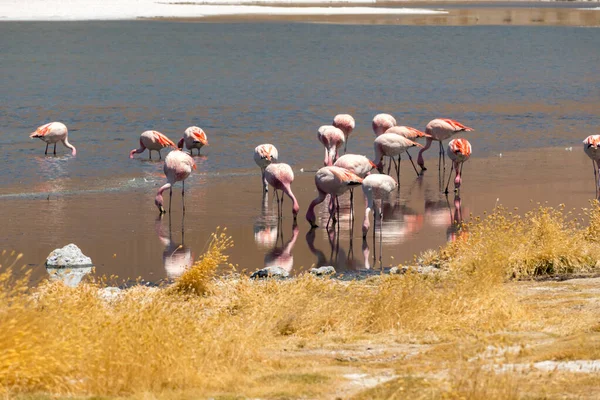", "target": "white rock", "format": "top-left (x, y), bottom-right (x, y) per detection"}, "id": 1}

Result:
top-left (46, 244), bottom-right (93, 267)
